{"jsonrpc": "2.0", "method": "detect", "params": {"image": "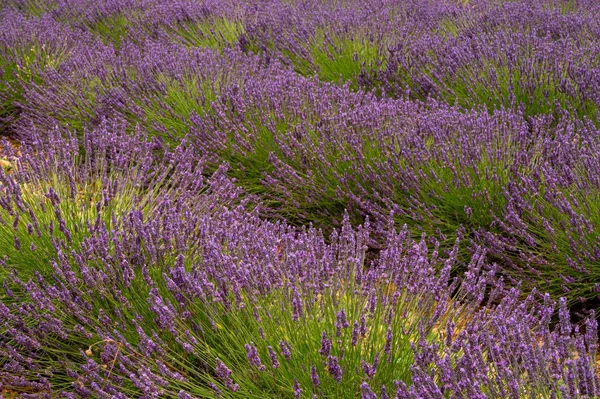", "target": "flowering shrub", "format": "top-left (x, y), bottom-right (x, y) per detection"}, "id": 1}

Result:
top-left (0, 120), bottom-right (242, 281)
top-left (2, 179), bottom-right (598, 396)
top-left (0, 9), bottom-right (111, 136)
